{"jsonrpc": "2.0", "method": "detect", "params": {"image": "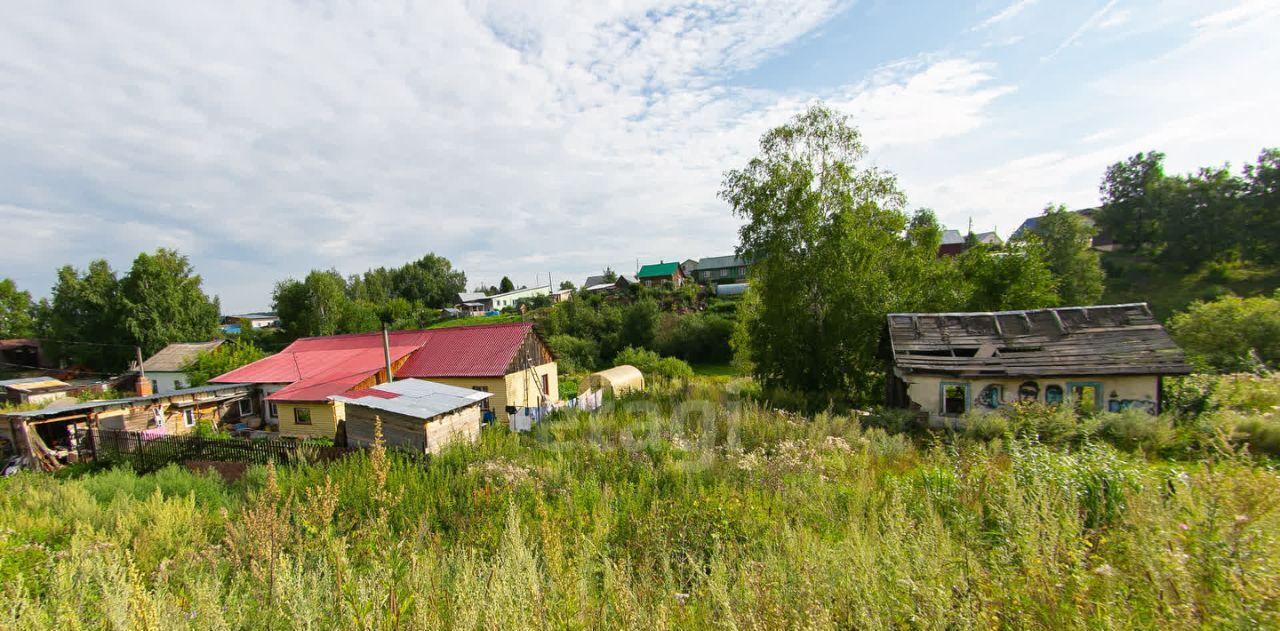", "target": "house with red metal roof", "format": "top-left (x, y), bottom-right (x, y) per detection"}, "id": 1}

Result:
top-left (211, 322), bottom-right (557, 440)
